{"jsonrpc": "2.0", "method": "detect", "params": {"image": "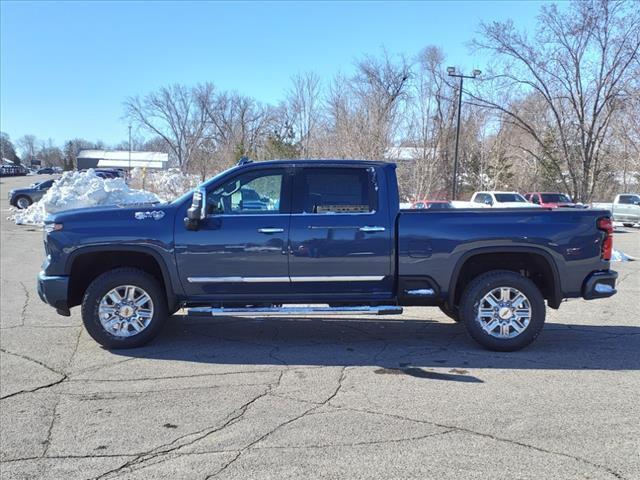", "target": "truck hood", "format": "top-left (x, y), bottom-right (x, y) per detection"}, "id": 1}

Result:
top-left (47, 202), bottom-right (172, 225)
